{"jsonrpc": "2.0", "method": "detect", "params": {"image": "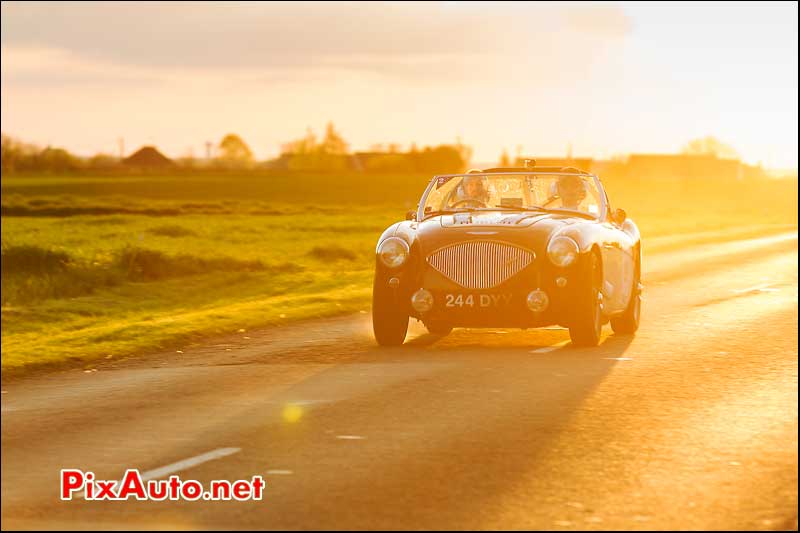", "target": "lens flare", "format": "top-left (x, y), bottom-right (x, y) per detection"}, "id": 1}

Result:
top-left (282, 404), bottom-right (304, 424)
